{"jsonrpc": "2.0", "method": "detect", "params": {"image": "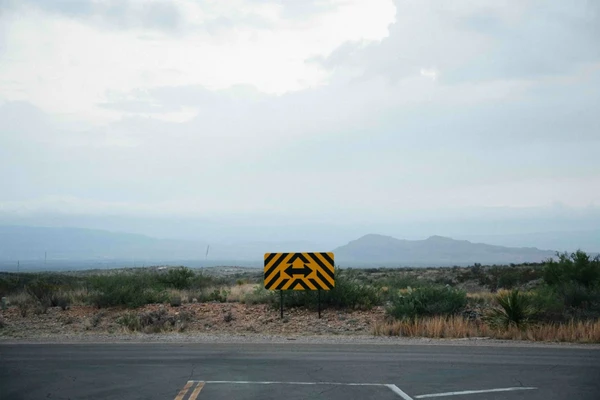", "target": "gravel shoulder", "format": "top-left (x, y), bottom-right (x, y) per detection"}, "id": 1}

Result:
top-left (2, 332), bottom-right (600, 349)
top-left (1, 302), bottom-right (599, 349)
